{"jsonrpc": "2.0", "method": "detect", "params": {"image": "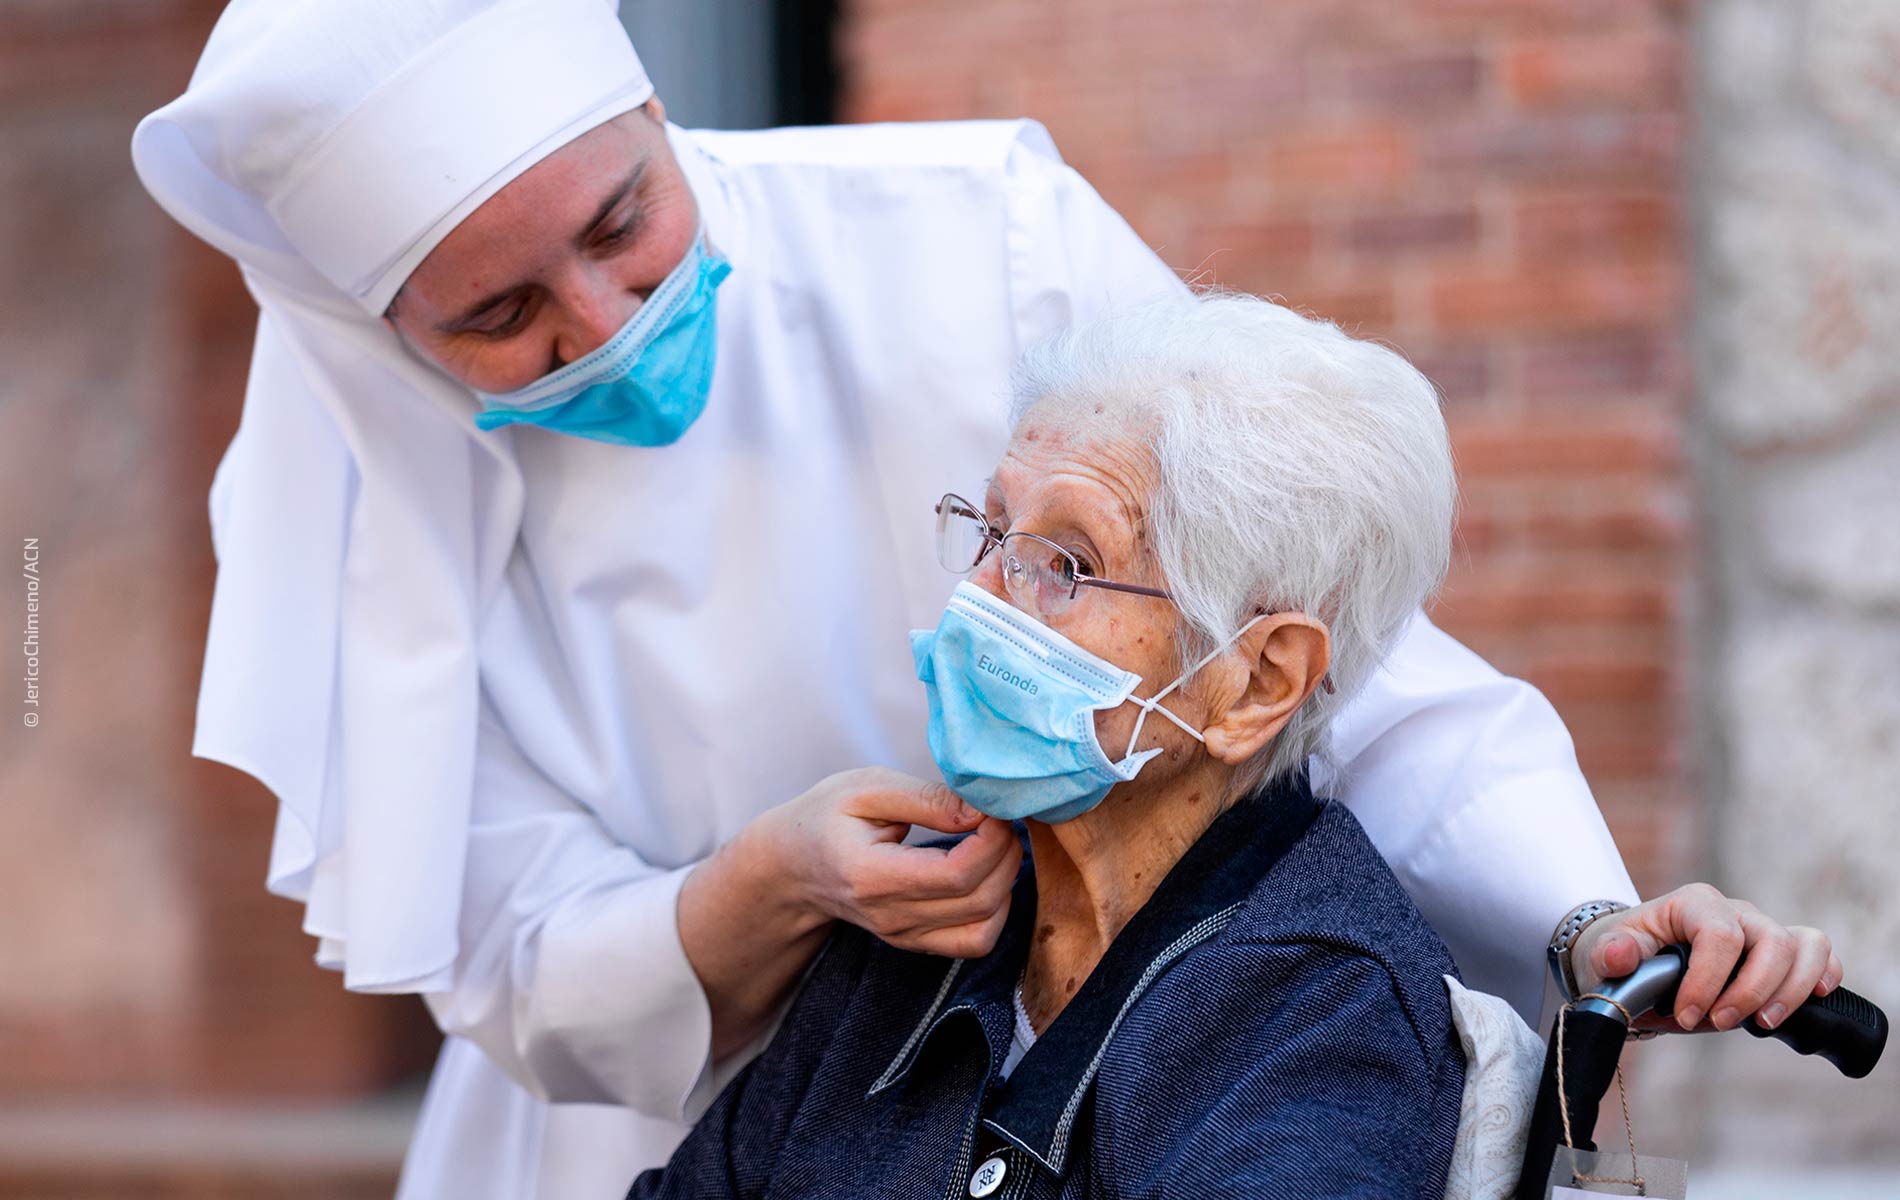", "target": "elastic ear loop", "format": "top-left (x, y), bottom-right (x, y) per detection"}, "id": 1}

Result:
top-left (1121, 612), bottom-right (1272, 758)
